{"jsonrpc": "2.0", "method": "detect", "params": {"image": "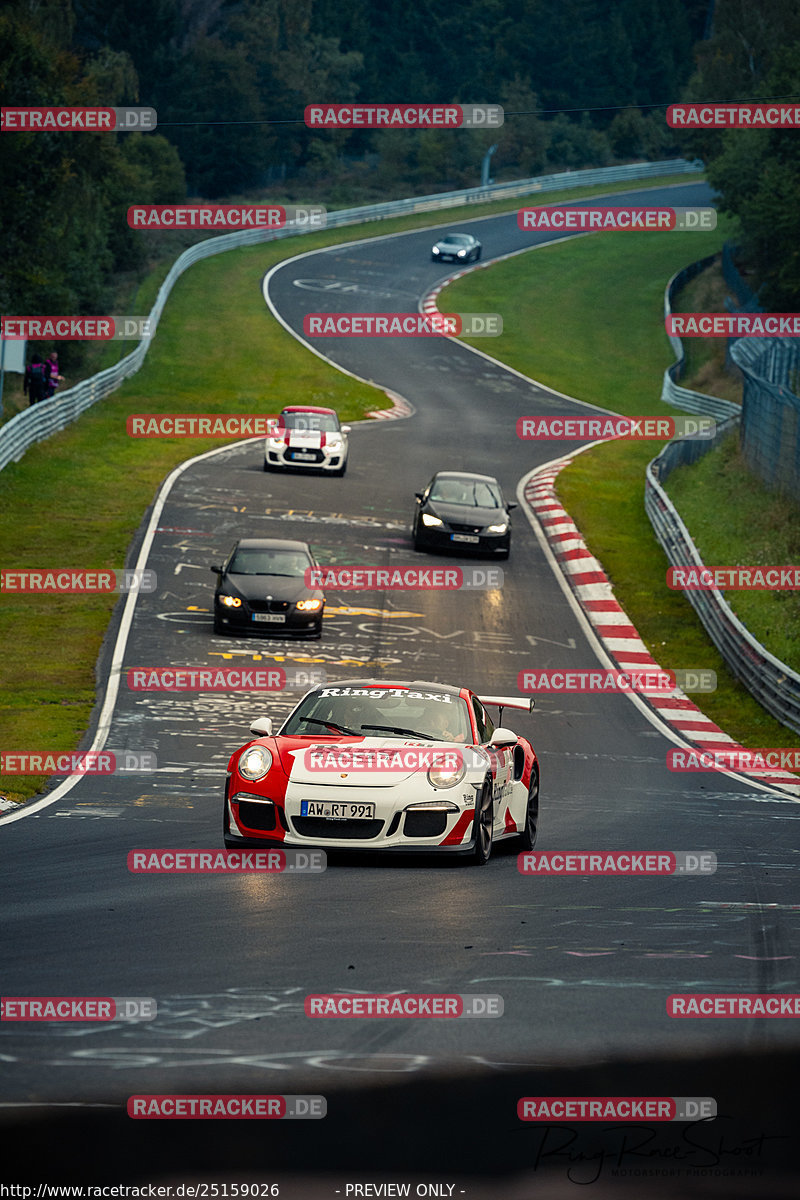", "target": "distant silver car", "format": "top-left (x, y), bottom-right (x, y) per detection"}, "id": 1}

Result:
top-left (431, 233), bottom-right (482, 264)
